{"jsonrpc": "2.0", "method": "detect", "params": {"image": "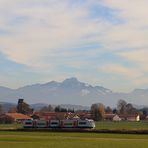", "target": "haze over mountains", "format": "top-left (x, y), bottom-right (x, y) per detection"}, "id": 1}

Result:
top-left (0, 77), bottom-right (148, 107)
